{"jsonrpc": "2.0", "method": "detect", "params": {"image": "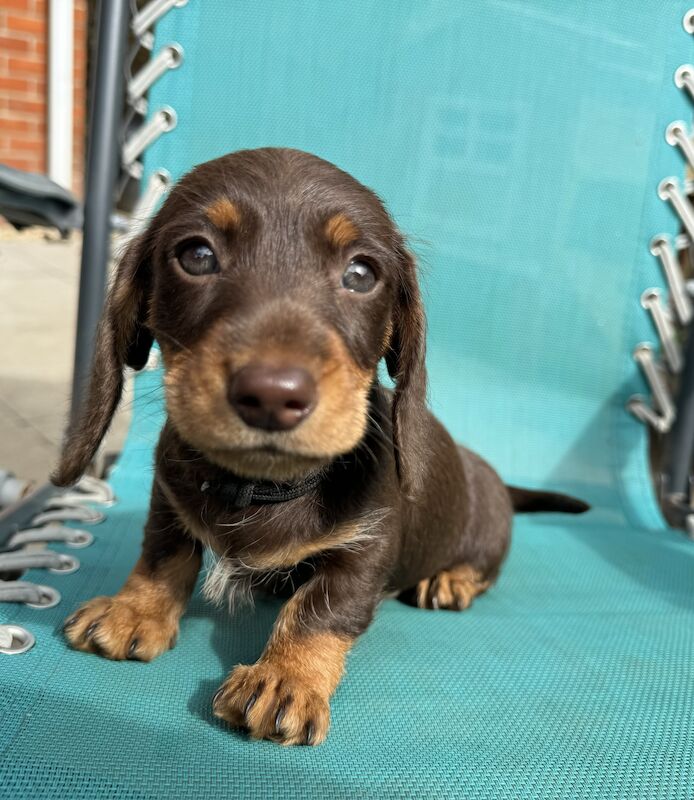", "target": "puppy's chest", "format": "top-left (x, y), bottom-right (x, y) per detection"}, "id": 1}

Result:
top-left (159, 458), bottom-right (387, 603)
top-left (179, 494), bottom-right (323, 566)
top-left (178, 494), bottom-right (376, 608)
